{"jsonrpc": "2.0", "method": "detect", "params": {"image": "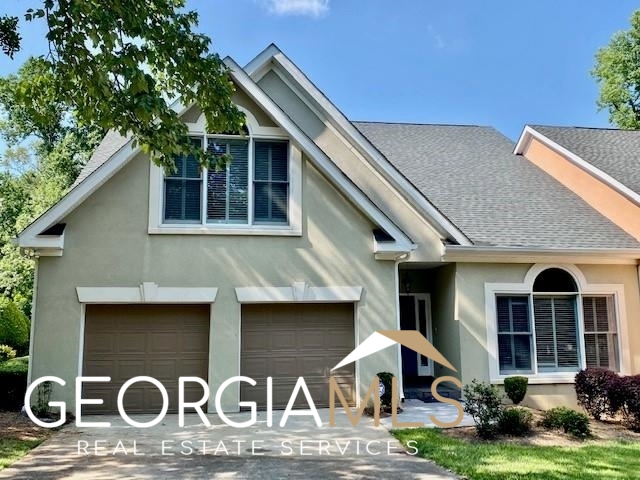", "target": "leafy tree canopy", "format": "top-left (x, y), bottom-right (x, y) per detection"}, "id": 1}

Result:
top-left (0, 0), bottom-right (244, 171)
top-left (593, 10), bottom-right (640, 129)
